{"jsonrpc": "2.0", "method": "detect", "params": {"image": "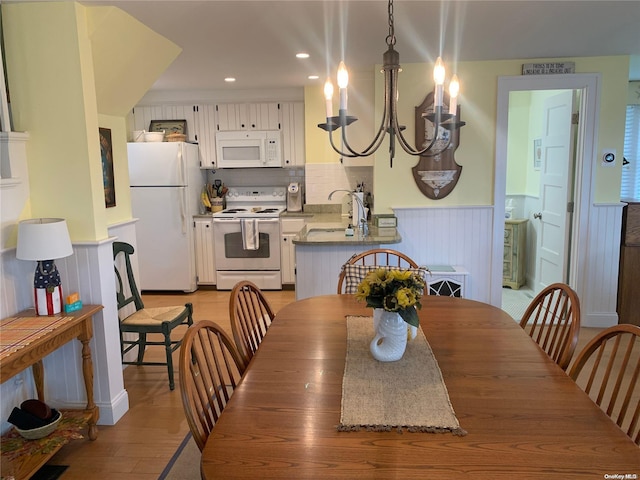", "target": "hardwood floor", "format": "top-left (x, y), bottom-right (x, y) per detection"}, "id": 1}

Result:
top-left (50, 287), bottom-right (296, 480)
top-left (48, 289), bottom-right (614, 479)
